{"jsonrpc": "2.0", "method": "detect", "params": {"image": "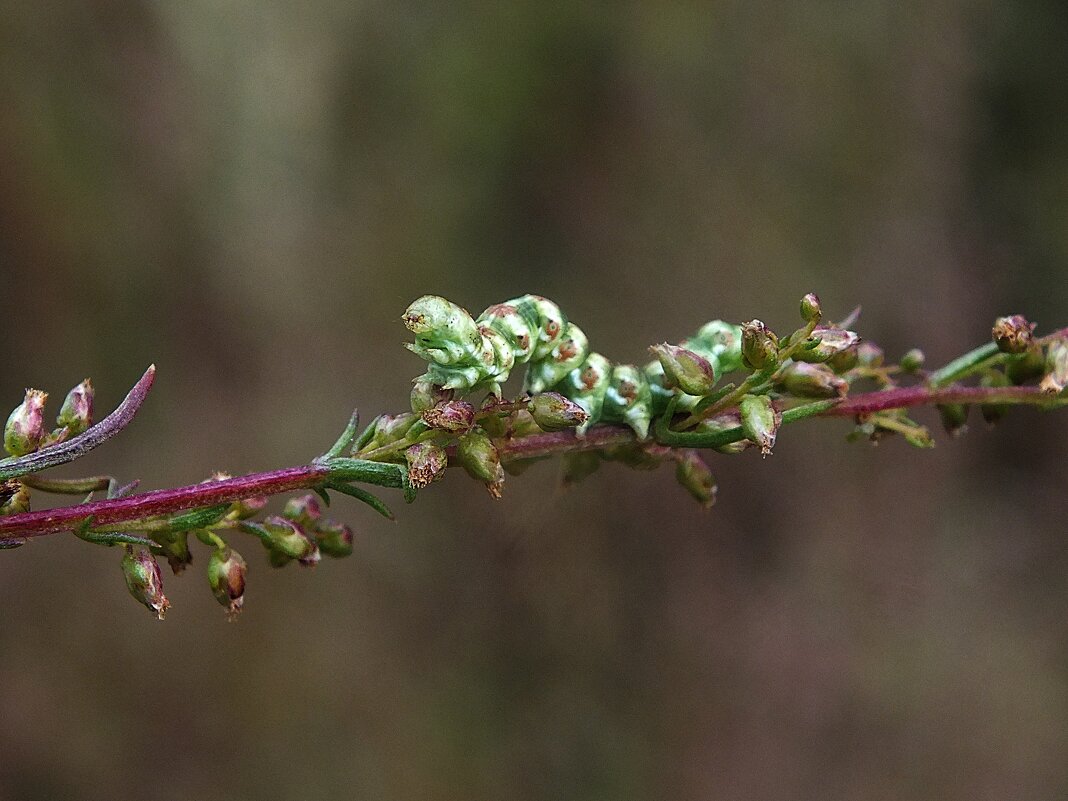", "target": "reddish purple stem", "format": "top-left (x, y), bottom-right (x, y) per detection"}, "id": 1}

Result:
top-left (0, 465), bottom-right (329, 540)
